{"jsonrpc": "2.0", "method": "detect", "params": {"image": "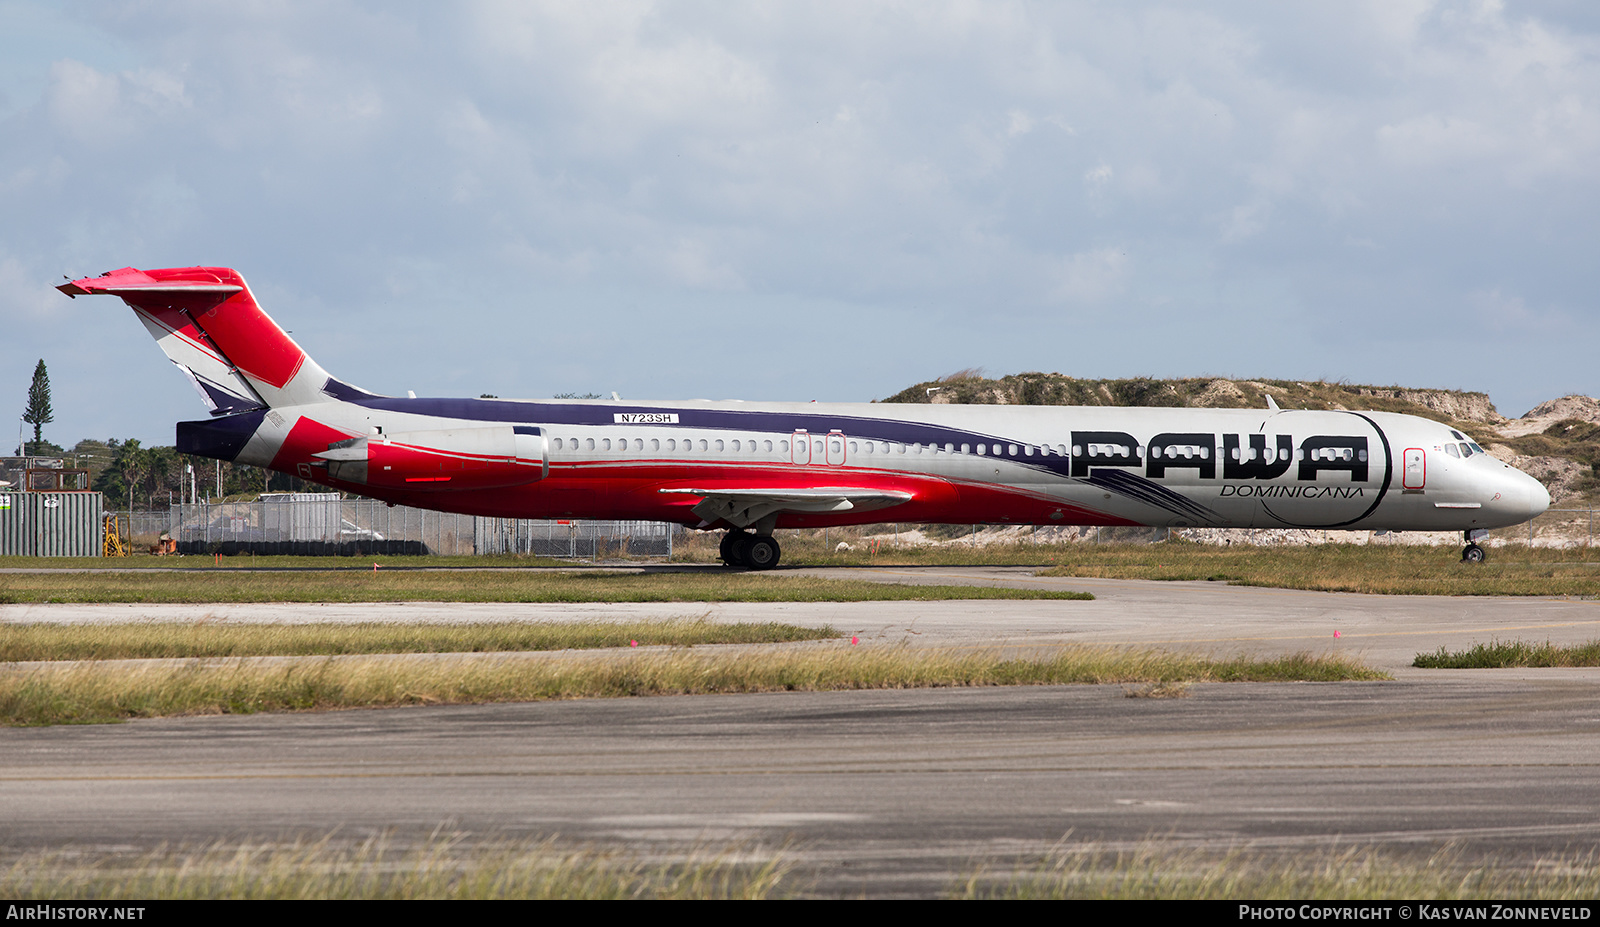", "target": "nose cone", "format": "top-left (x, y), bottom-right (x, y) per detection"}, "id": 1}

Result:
top-left (1494, 465), bottom-right (1551, 523)
top-left (1480, 463), bottom-right (1550, 527)
top-left (1526, 471), bottom-right (1552, 518)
